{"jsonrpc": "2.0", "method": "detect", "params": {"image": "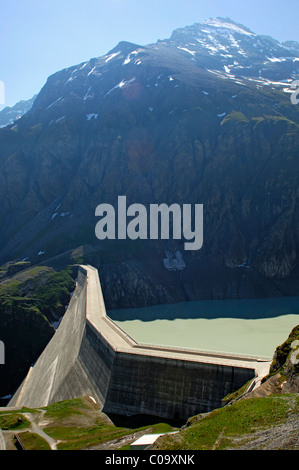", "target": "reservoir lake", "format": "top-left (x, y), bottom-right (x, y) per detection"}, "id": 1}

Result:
top-left (109, 297), bottom-right (299, 358)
